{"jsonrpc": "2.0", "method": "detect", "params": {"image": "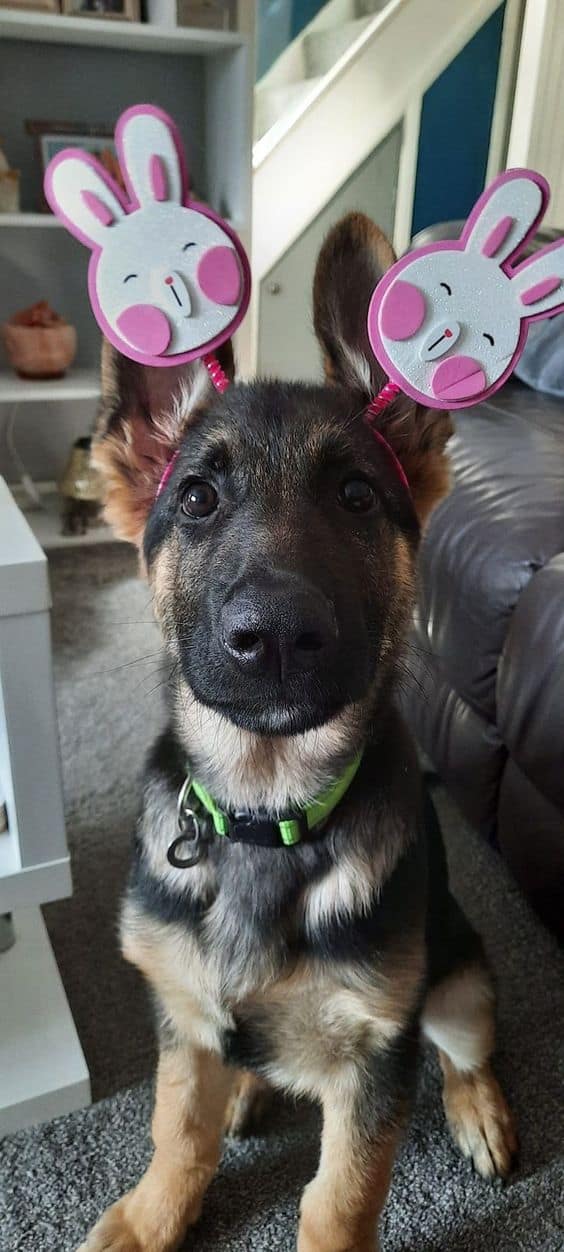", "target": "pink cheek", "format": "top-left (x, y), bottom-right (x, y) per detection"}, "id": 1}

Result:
top-left (197, 246), bottom-right (242, 307)
top-left (116, 304), bottom-right (171, 357)
top-left (379, 280), bottom-right (426, 341)
top-left (432, 355), bottom-right (487, 401)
